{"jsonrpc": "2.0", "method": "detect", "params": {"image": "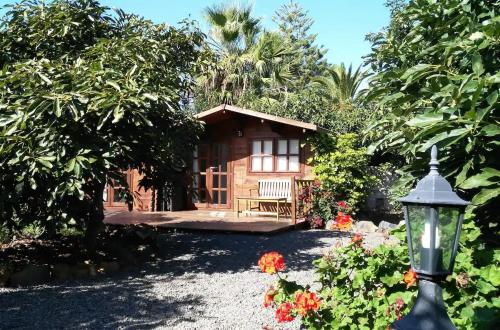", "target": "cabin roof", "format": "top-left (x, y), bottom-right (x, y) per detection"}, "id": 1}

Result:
top-left (195, 104), bottom-right (328, 133)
